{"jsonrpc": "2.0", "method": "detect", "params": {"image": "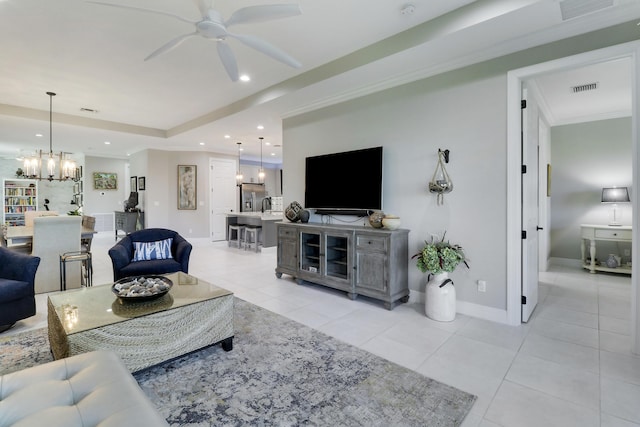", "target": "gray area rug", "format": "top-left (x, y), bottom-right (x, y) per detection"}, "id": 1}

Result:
top-left (0, 298), bottom-right (476, 426)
